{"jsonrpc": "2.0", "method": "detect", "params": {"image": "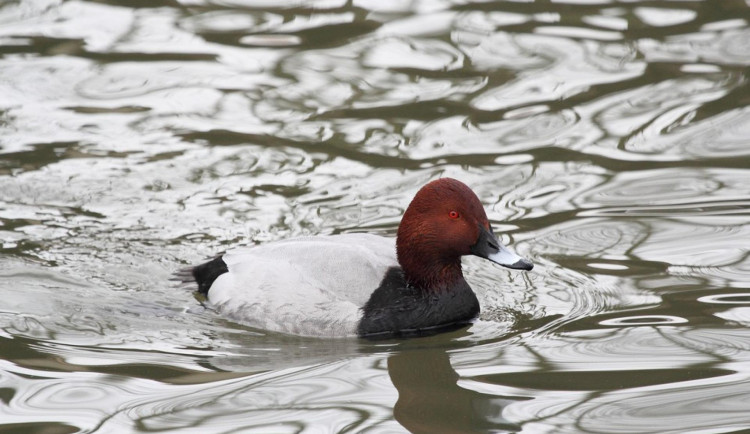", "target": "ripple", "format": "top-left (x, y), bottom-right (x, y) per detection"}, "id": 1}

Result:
top-left (535, 213), bottom-right (749, 297)
top-left (575, 375), bottom-right (750, 434)
top-left (468, 33), bottom-right (644, 111)
top-left (714, 307), bottom-right (750, 325)
top-left (240, 34), bottom-right (302, 47)
top-left (619, 84), bottom-right (747, 157)
top-left (639, 27), bottom-right (750, 66)
top-left (535, 26), bottom-right (623, 41)
top-left (362, 37), bottom-right (463, 71)
top-left (666, 328), bottom-right (750, 358)
top-left (374, 10), bottom-right (456, 38)
top-left (255, 35), bottom-right (479, 121)
top-left (466, 326), bottom-right (750, 432)
top-left (587, 262), bottom-right (629, 271)
top-left (698, 294), bottom-right (750, 305)
top-left (0, 1), bottom-right (133, 53)
top-left (179, 10), bottom-right (282, 34)
top-left (648, 107), bottom-right (750, 159)
top-left (459, 326), bottom-right (750, 378)
top-left (534, 218), bottom-right (648, 257)
top-left (630, 218), bottom-right (748, 268)
top-left (1, 367), bottom-right (137, 431)
top-left (585, 75), bottom-right (735, 150)
top-left (77, 63), bottom-right (259, 100)
top-left (634, 7), bottom-right (697, 27)
top-left (599, 315), bottom-right (689, 327)
top-left (453, 30), bottom-right (547, 72)
top-left (406, 109), bottom-right (580, 160)
top-left (580, 169), bottom-right (730, 207)
top-left (503, 373), bottom-right (750, 434)
top-left (581, 13), bottom-right (628, 32)
top-left (109, 357), bottom-right (394, 432)
top-left (0, 57), bottom-right (106, 154)
top-left (181, 10), bottom-right (364, 48)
